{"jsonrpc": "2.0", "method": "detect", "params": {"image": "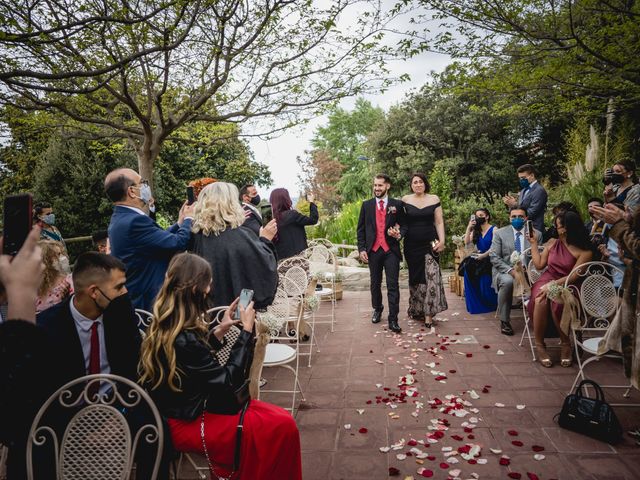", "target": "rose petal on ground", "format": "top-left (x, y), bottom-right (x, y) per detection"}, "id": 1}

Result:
top-left (516, 404), bottom-right (526, 410)
top-left (508, 430), bottom-right (519, 436)
top-left (508, 473), bottom-right (522, 479)
top-left (397, 453), bottom-right (407, 461)
top-left (418, 468), bottom-right (433, 478)
top-left (490, 448), bottom-right (503, 454)
top-left (466, 353), bottom-right (473, 357)
top-left (527, 474), bottom-right (541, 480)
top-left (483, 345), bottom-right (490, 349)
top-left (531, 445), bottom-right (545, 452)
top-left (389, 467), bottom-right (401, 476)
top-left (534, 454), bottom-right (545, 461)
top-left (499, 456), bottom-right (511, 466)
top-left (359, 427), bottom-right (368, 434)
top-left (512, 441), bottom-right (524, 447)
top-left (344, 424), bottom-right (351, 430)
top-left (476, 458), bottom-right (488, 465)
top-left (451, 435), bottom-right (464, 441)
top-left (356, 409), bottom-right (365, 415)
top-left (469, 390), bottom-right (480, 400)
top-left (495, 402), bottom-right (505, 408)
top-left (380, 446), bottom-right (391, 453)
top-left (439, 462), bottom-right (449, 469)
top-left (449, 469), bottom-right (461, 478)
top-left (482, 387), bottom-right (490, 393)
top-left (497, 349), bottom-right (505, 355)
